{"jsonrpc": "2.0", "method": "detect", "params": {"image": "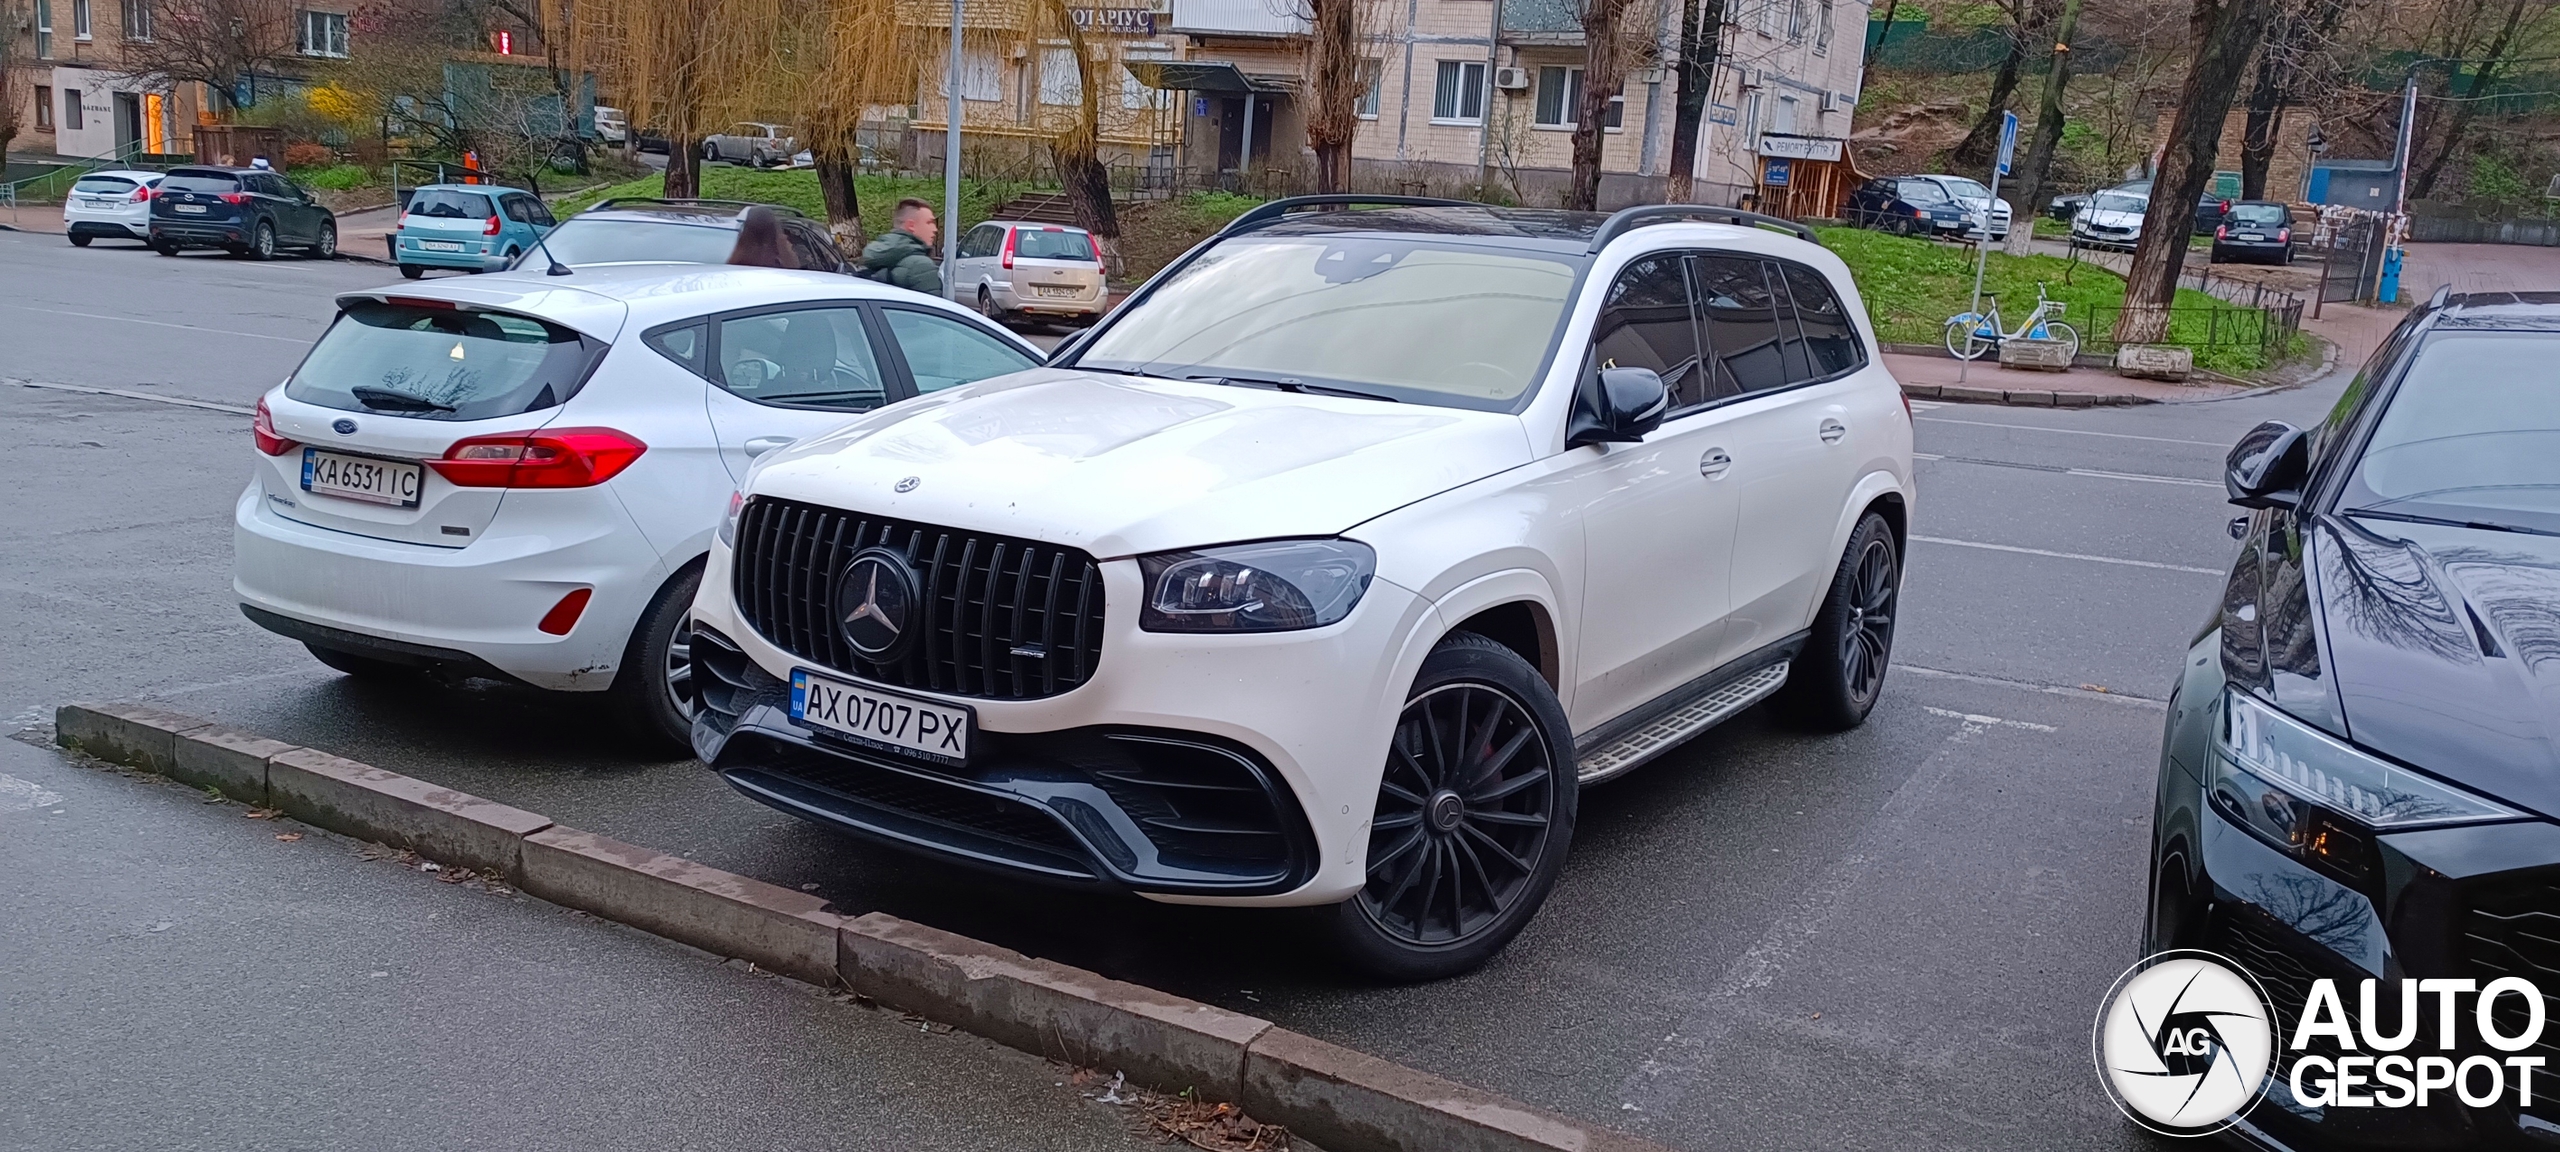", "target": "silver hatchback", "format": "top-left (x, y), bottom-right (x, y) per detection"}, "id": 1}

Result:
top-left (952, 220), bottom-right (1110, 326)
